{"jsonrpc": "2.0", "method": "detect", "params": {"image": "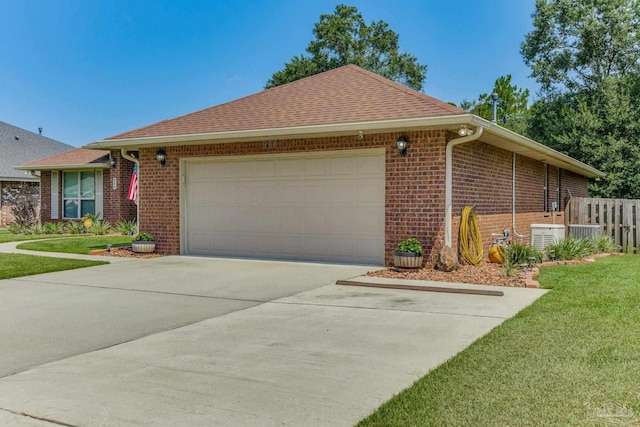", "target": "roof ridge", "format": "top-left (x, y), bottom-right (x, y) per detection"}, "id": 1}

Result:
top-left (345, 65), bottom-right (464, 114)
top-left (0, 120), bottom-right (71, 145)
